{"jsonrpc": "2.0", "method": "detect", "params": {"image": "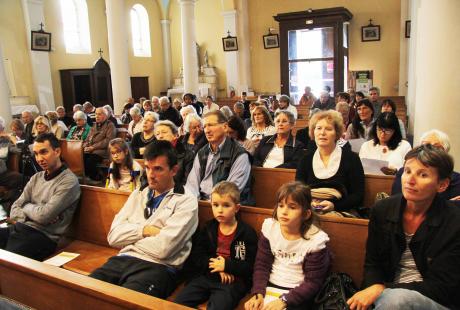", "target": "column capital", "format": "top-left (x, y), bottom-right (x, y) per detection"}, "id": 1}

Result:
top-left (221, 10), bottom-right (237, 17)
